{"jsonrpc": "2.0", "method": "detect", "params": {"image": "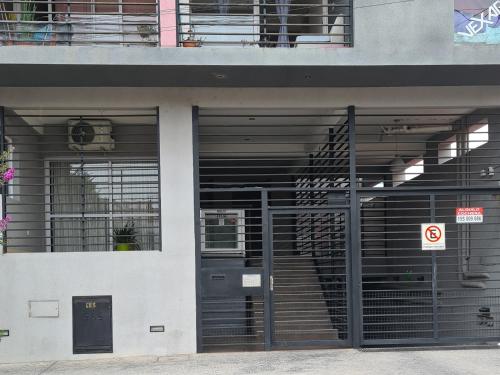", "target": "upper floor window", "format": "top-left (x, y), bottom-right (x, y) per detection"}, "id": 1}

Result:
top-left (181, 0), bottom-right (353, 47)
